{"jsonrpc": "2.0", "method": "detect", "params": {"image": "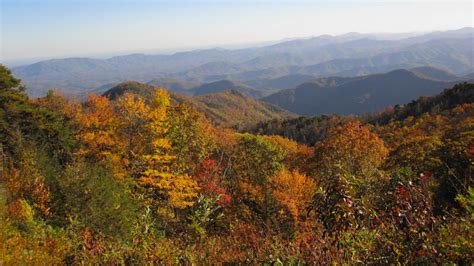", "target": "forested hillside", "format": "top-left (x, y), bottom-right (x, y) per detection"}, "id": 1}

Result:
top-left (0, 65), bottom-right (472, 264)
top-left (253, 82), bottom-right (474, 143)
top-left (189, 90), bottom-right (295, 129)
top-left (102, 81), bottom-right (294, 129)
